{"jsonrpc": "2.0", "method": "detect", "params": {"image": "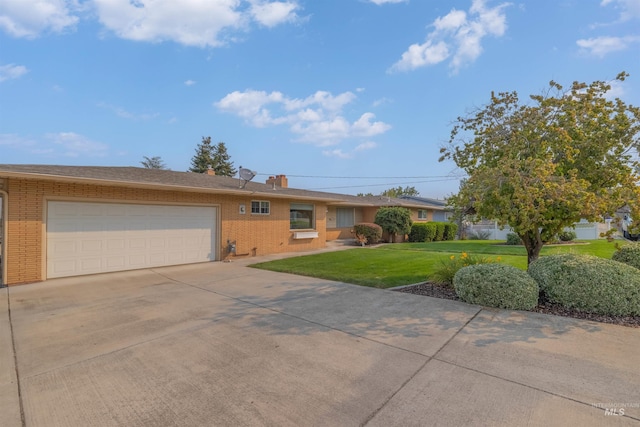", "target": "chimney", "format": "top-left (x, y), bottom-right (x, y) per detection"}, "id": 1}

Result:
top-left (206, 165), bottom-right (215, 176)
top-left (266, 174), bottom-right (288, 188)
